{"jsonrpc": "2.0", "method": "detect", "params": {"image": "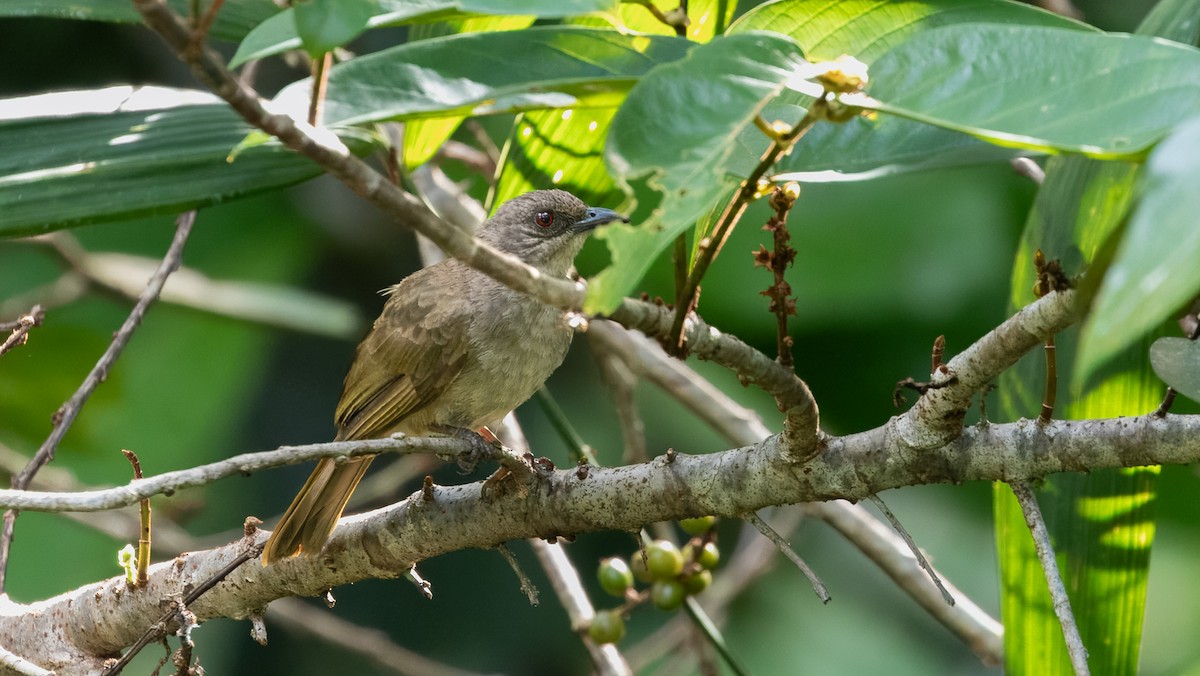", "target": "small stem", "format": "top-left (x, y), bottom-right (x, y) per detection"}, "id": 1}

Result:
top-left (1009, 481), bottom-right (1090, 676)
top-left (308, 51), bottom-right (333, 127)
top-left (866, 495), bottom-right (954, 606)
top-left (666, 108), bottom-right (821, 354)
top-left (122, 450), bottom-right (151, 588)
top-left (744, 511), bottom-right (829, 603)
top-left (497, 543), bottom-right (539, 606)
top-left (533, 388), bottom-right (596, 465)
top-left (683, 597), bottom-right (751, 676)
top-left (1040, 336), bottom-right (1057, 425)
